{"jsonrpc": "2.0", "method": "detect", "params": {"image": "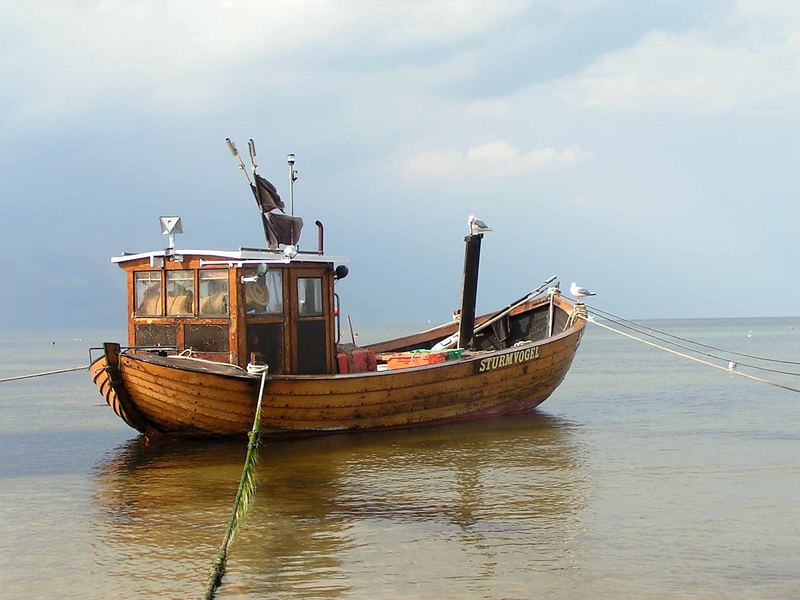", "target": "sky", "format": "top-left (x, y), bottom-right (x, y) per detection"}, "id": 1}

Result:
top-left (1, 0), bottom-right (799, 332)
